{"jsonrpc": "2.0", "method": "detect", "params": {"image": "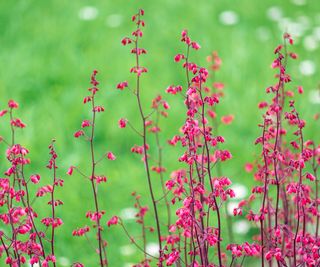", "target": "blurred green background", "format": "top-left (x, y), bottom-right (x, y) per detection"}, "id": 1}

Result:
top-left (0, 0), bottom-right (319, 266)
